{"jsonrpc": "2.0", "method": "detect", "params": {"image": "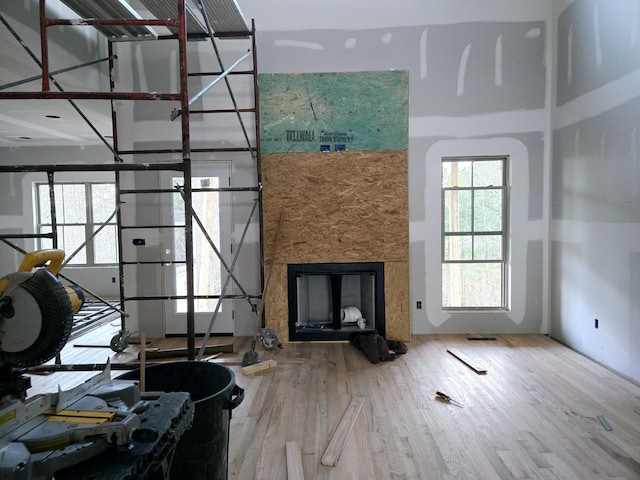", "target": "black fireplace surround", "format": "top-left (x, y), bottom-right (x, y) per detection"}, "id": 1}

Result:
top-left (287, 262), bottom-right (385, 341)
